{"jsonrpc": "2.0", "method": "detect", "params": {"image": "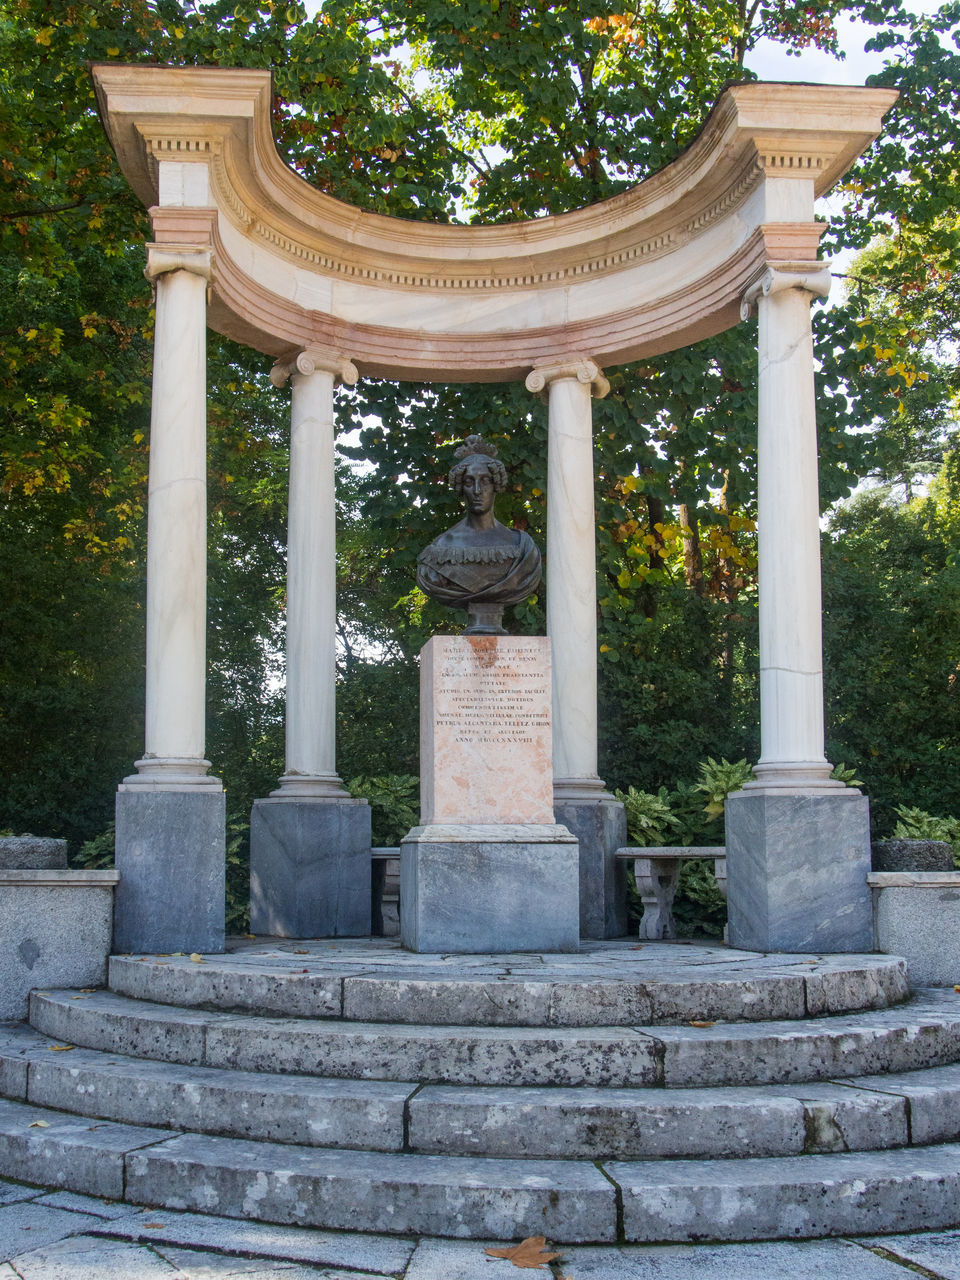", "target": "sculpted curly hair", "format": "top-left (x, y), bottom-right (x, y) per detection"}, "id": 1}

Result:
top-left (448, 434), bottom-right (508, 494)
